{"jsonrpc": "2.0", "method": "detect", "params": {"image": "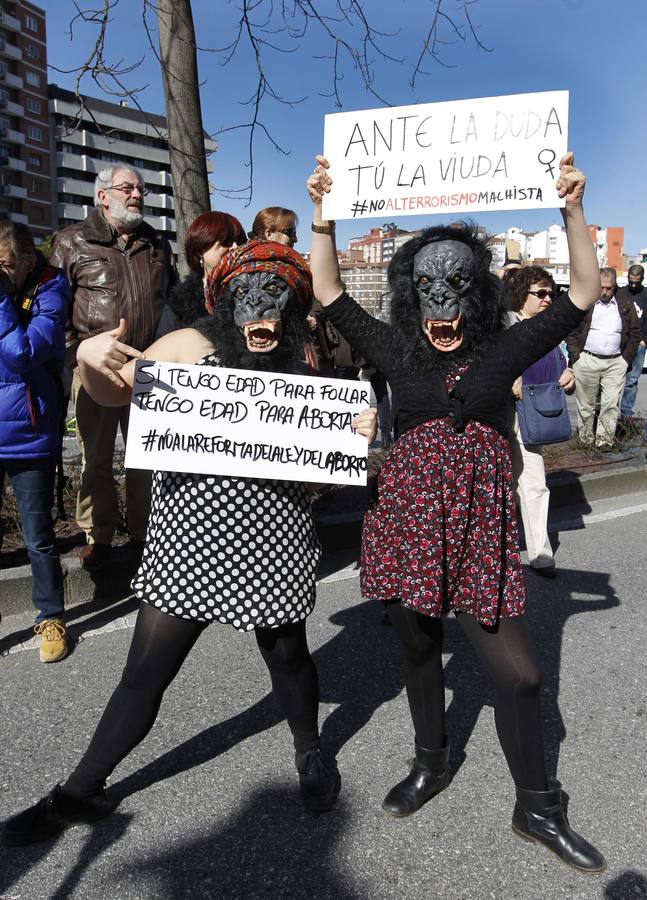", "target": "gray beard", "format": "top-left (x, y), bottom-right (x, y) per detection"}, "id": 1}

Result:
top-left (108, 197), bottom-right (143, 231)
